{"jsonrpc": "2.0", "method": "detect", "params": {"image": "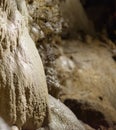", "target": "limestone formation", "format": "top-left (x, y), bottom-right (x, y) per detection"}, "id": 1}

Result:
top-left (0, 0), bottom-right (48, 129)
top-left (55, 39), bottom-right (116, 129)
top-left (26, 0), bottom-right (62, 96)
top-left (48, 95), bottom-right (85, 130)
top-left (26, 0), bottom-right (62, 43)
top-left (0, 0), bottom-right (87, 130)
top-left (37, 95), bottom-right (86, 130)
